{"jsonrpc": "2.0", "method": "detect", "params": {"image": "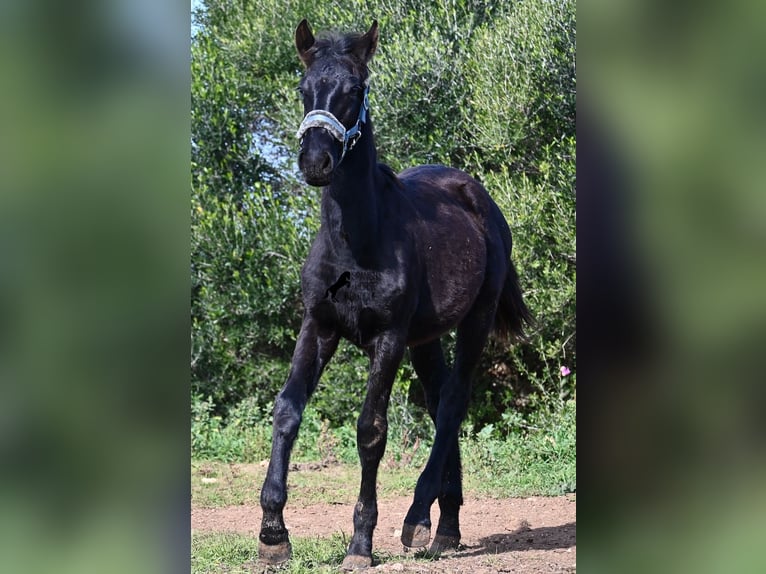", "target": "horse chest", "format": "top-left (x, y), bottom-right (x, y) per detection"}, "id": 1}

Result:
top-left (303, 266), bottom-right (407, 346)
